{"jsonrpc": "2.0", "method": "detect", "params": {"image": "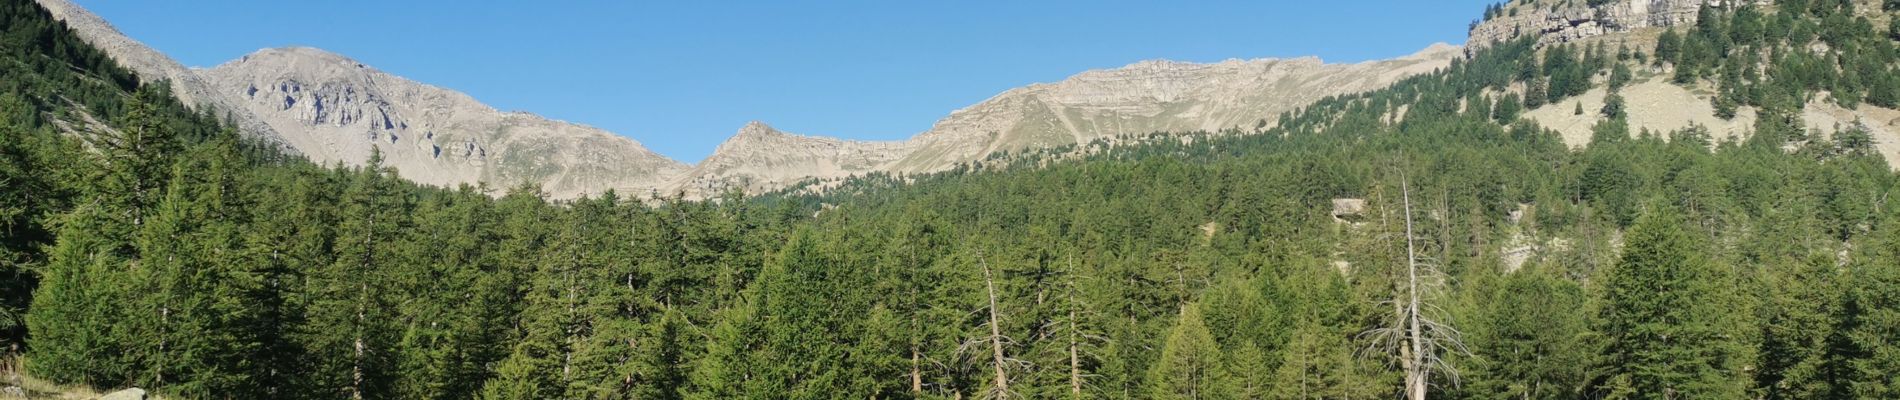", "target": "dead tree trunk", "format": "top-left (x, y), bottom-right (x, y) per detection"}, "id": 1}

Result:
top-left (982, 257), bottom-right (1010, 399)
top-left (1401, 176), bottom-right (1427, 400)
top-left (1067, 265), bottom-right (1082, 399)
